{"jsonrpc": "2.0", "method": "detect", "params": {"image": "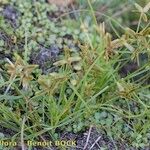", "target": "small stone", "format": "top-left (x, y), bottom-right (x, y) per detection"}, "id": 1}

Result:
top-left (3, 5), bottom-right (19, 27)
top-left (0, 132), bottom-right (4, 138)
